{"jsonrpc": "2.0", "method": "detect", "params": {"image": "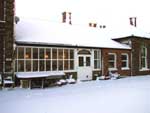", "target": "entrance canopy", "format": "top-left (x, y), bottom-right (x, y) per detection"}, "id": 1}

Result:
top-left (16, 72), bottom-right (65, 79)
